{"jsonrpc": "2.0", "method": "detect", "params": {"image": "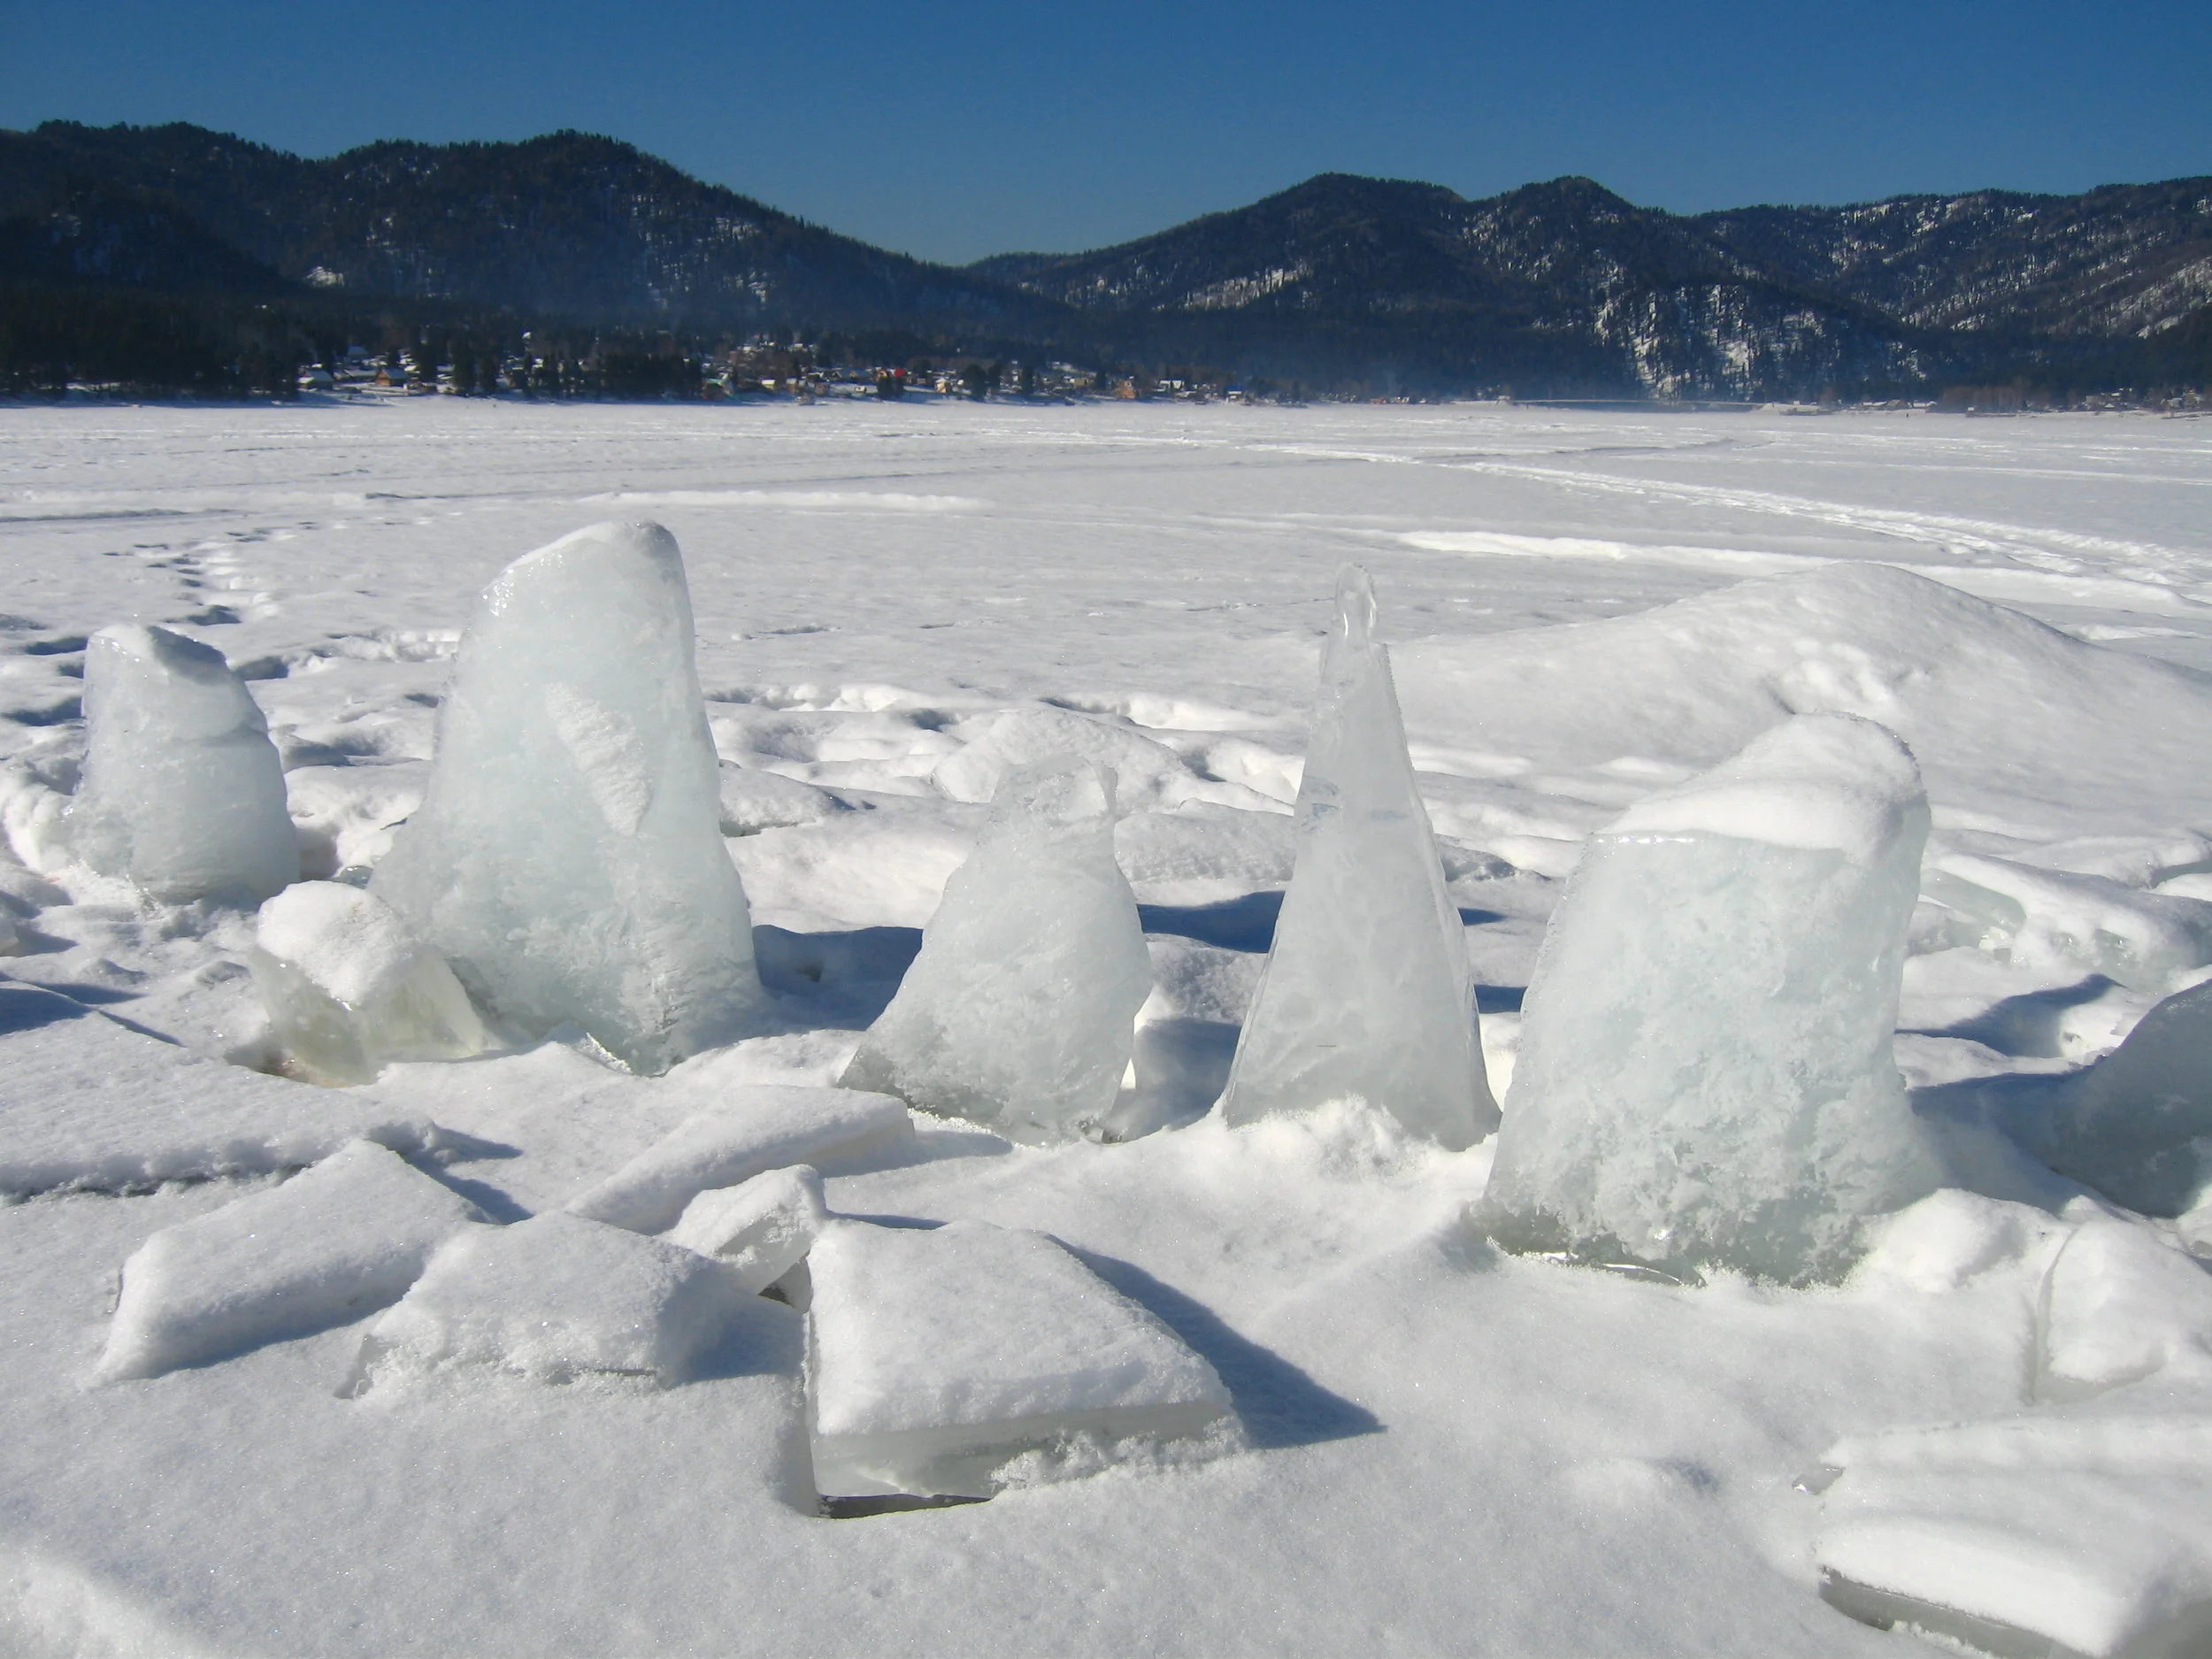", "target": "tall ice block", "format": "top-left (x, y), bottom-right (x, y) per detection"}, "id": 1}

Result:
top-left (1220, 566), bottom-right (1496, 1148)
top-left (65, 624), bottom-right (297, 902)
top-left (373, 521), bottom-right (768, 1072)
top-left (841, 755), bottom-right (1151, 1142)
top-left (1479, 713), bottom-right (1942, 1284)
